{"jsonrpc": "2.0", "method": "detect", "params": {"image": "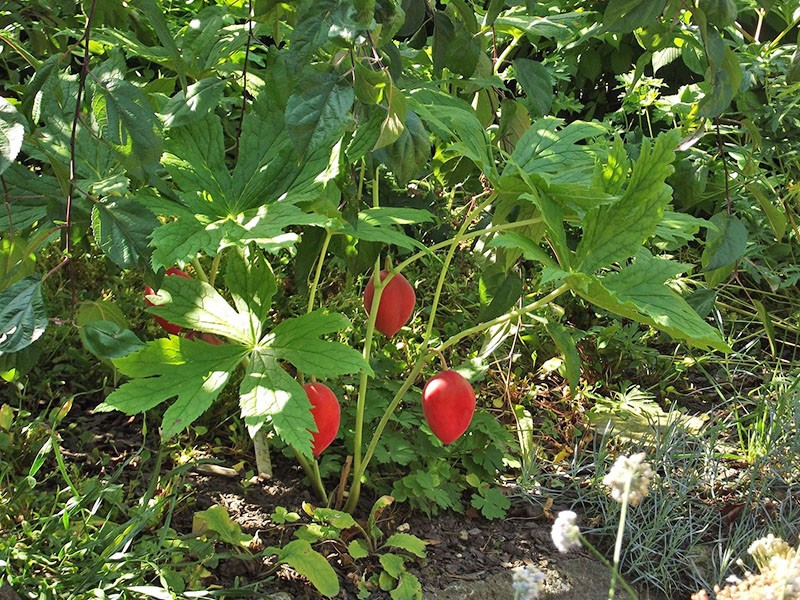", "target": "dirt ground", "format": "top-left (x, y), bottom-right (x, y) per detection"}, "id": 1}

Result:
top-left (58, 406), bottom-right (668, 600)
